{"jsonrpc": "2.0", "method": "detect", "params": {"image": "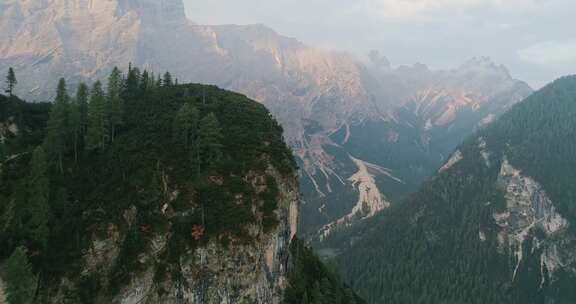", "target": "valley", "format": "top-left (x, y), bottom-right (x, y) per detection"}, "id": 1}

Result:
top-left (1, 0), bottom-right (575, 303)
